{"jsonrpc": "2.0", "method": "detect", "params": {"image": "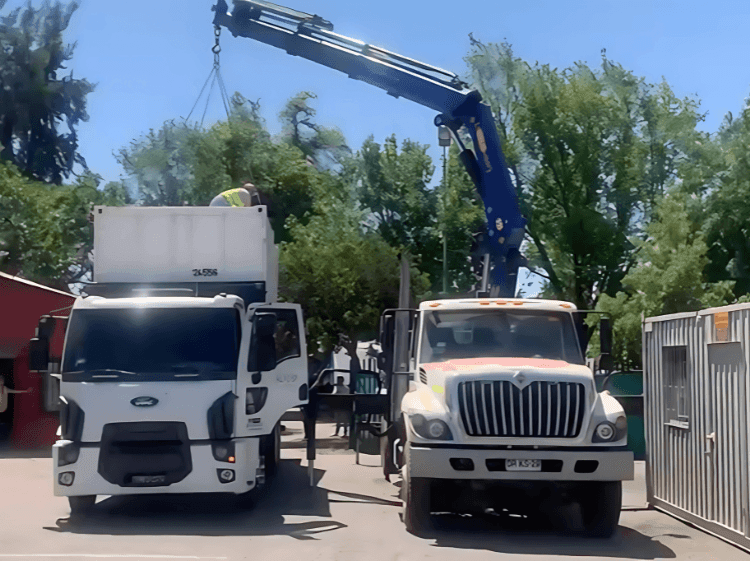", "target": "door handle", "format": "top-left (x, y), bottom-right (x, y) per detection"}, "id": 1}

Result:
top-left (704, 432), bottom-right (715, 455)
